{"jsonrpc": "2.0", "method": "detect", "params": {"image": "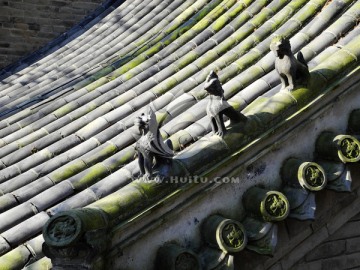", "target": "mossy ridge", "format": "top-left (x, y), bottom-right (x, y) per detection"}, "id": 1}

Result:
top-left (49, 159), bottom-right (88, 184)
top-left (69, 163), bottom-right (111, 191)
top-left (88, 37), bottom-right (360, 228)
